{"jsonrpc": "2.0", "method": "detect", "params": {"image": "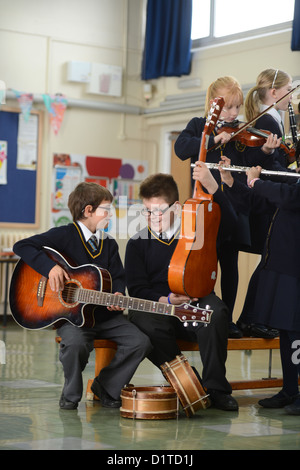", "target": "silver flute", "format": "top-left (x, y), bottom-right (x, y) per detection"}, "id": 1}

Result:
top-left (191, 162), bottom-right (300, 178)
